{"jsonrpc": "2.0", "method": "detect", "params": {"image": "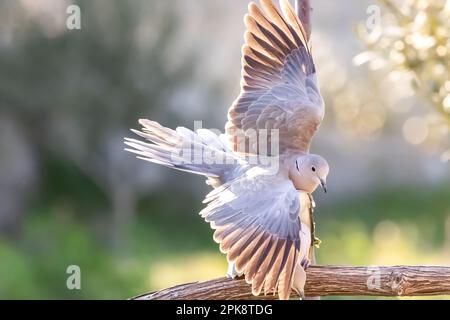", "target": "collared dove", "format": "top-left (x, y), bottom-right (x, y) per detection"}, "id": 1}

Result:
top-left (125, 0), bottom-right (328, 300)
